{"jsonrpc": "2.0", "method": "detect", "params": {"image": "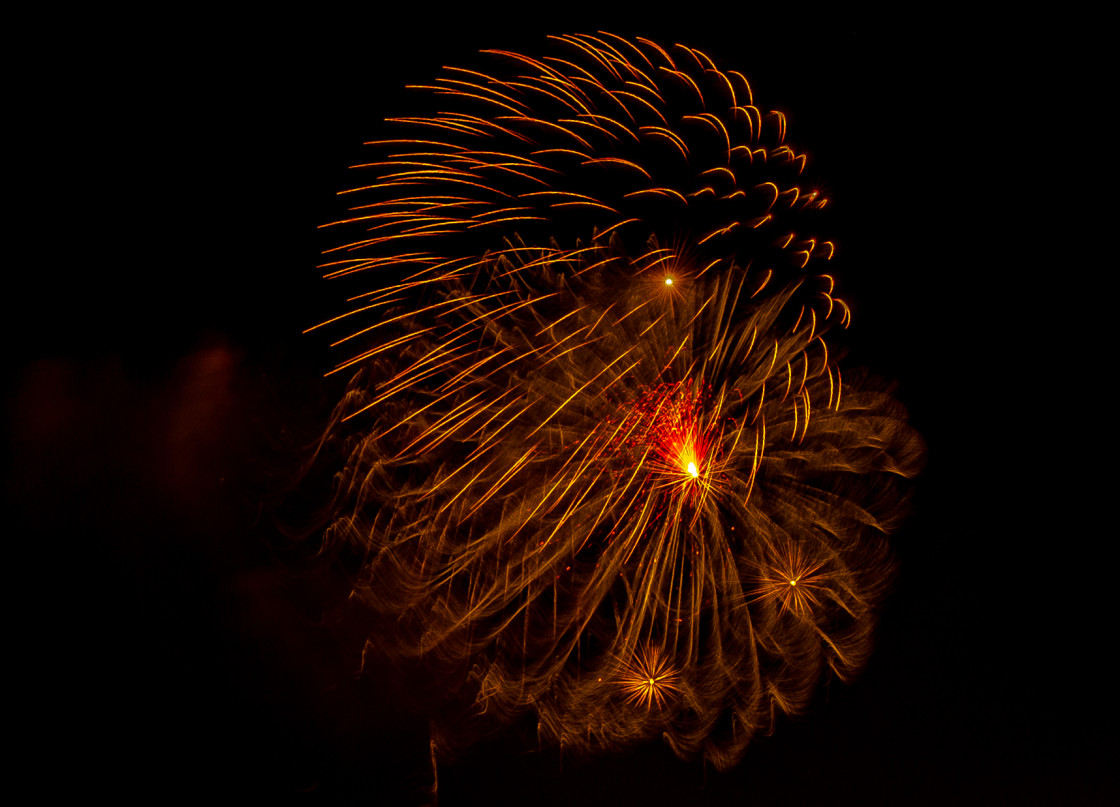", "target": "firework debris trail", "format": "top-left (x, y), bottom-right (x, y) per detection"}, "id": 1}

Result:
top-left (310, 32), bottom-right (924, 770)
